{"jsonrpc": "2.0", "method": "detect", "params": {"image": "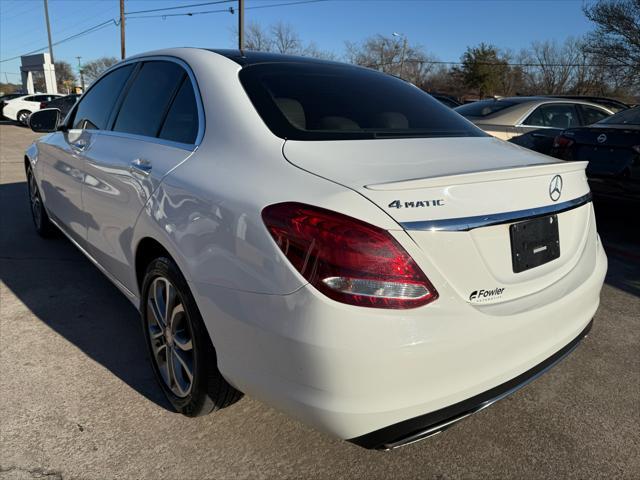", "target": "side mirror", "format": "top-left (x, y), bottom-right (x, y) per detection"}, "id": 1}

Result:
top-left (29, 108), bottom-right (61, 133)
